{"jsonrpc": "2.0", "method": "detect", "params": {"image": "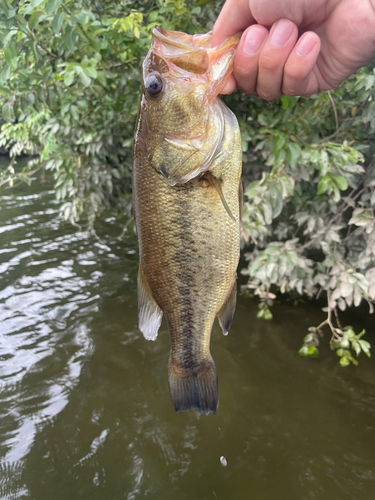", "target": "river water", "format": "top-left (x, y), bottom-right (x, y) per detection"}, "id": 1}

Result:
top-left (0, 170), bottom-right (374, 500)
